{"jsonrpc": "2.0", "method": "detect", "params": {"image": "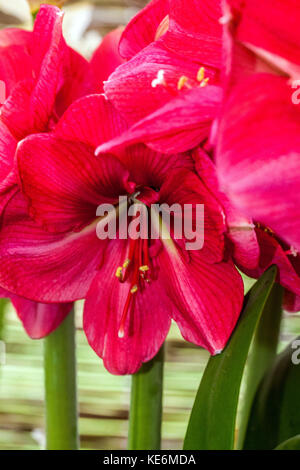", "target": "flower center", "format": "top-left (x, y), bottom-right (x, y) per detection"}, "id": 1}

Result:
top-left (114, 187), bottom-right (161, 338)
top-left (115, 236), bottom-right (154, 338)
top-left (151, 67), bottom-right (210, 92)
